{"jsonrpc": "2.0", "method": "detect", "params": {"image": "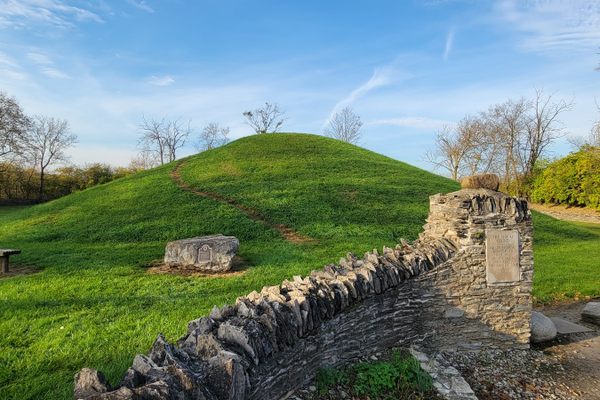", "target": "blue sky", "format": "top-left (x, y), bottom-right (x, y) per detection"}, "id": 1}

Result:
top-left (1, 0), bottom-right (599, 171)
